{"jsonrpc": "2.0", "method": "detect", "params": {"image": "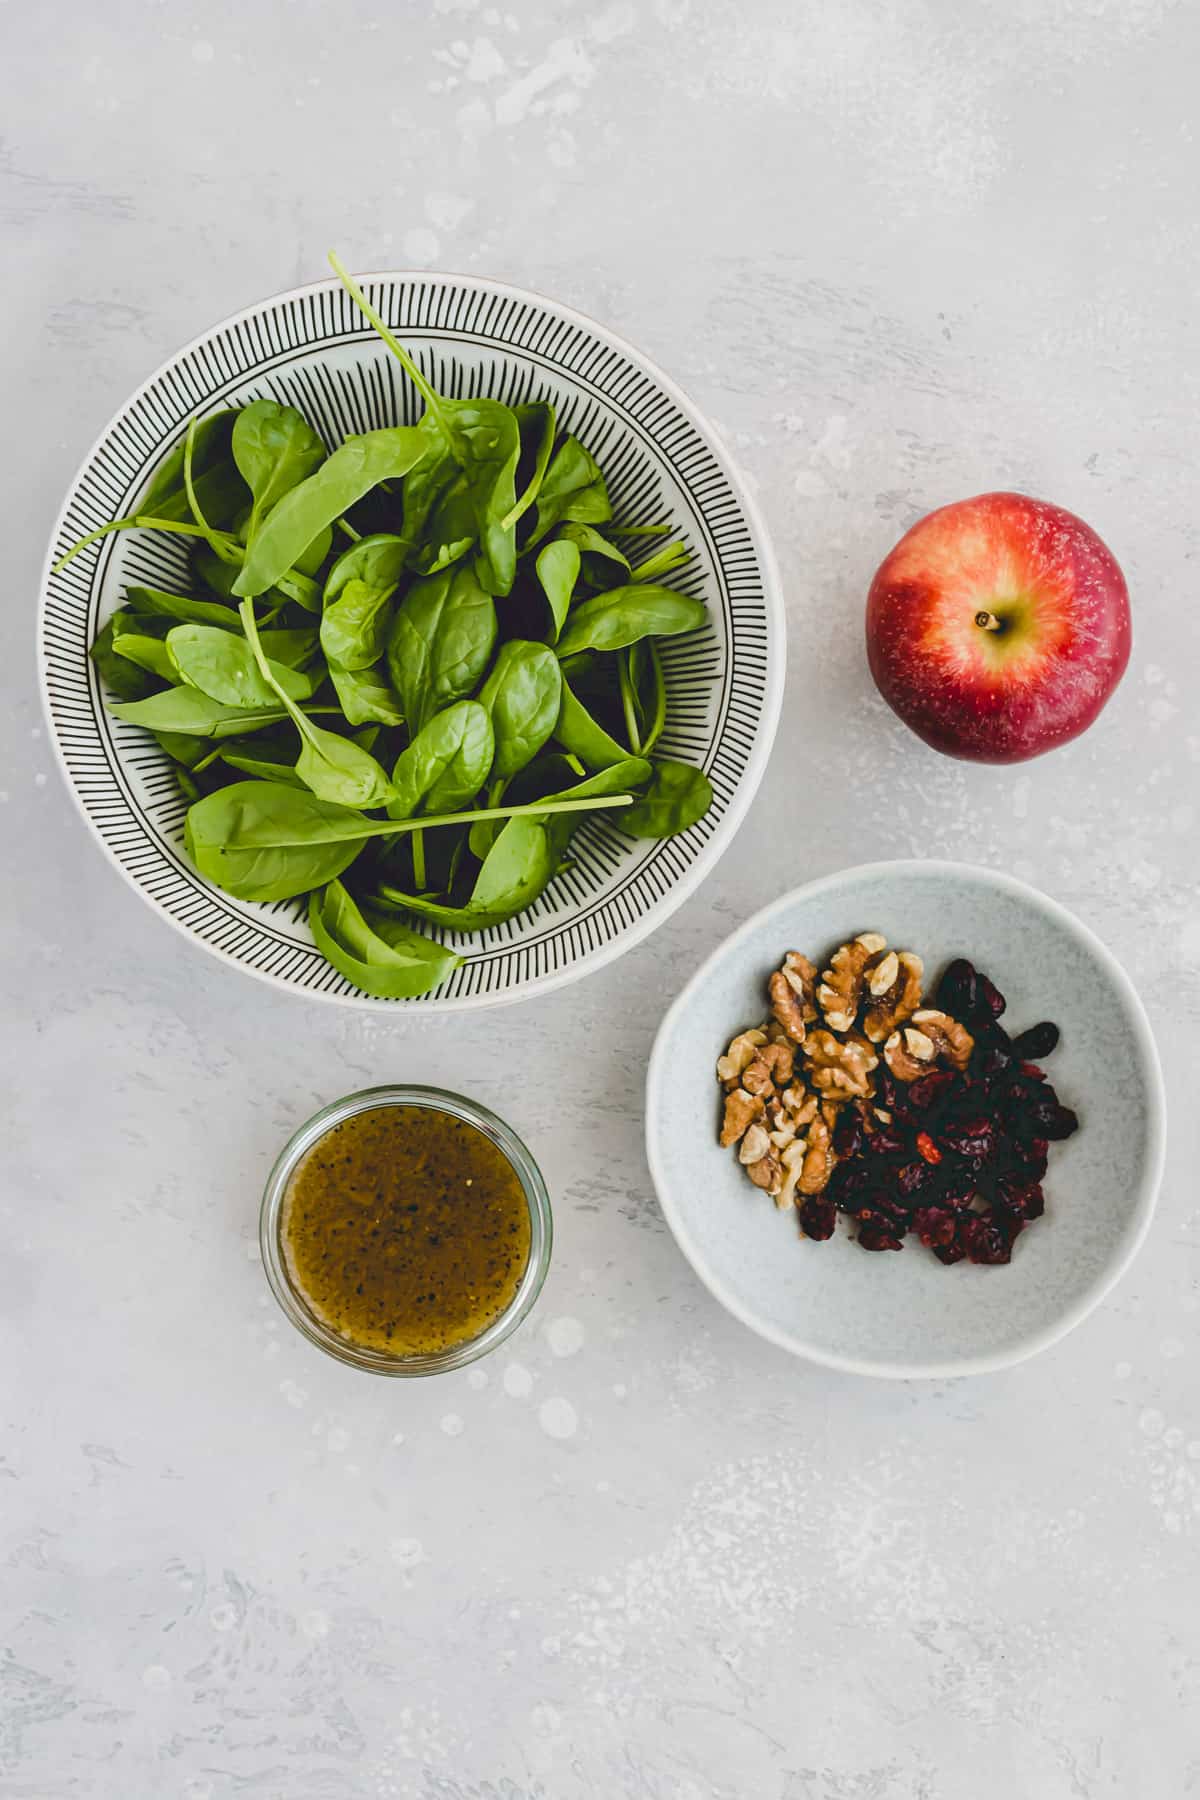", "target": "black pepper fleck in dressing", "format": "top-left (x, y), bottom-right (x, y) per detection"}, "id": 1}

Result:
top-left (281, 1105), bottom-right (531, 1356)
